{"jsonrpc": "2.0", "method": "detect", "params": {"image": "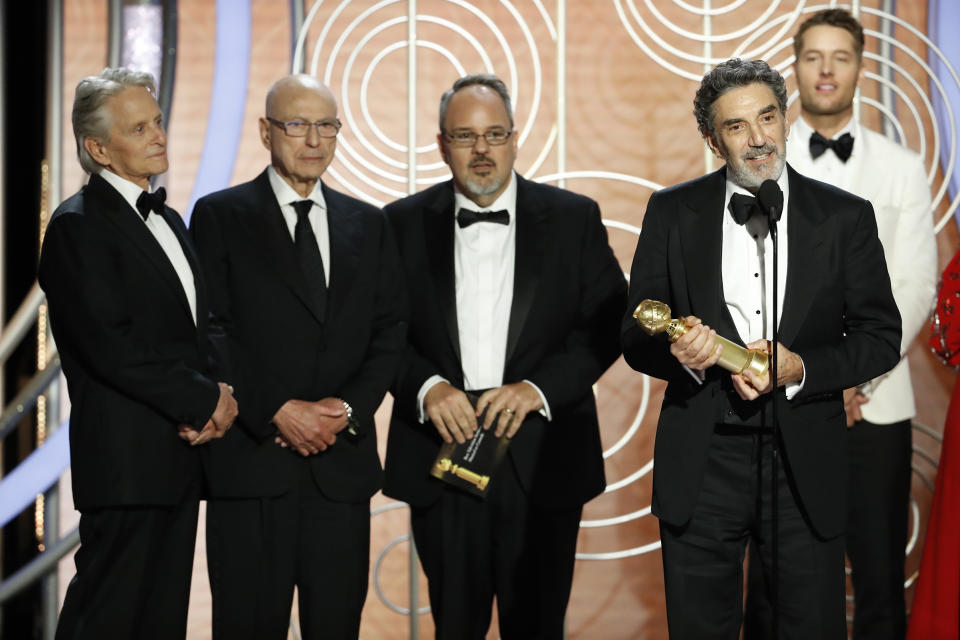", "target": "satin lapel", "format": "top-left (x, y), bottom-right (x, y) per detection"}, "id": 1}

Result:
top-left (323, 184), bottom-right (361, 323)
top-left (422, 185), bottom-right (461, 365)
top-left (505, 177), bottom-right (545, 364)
top-left (88, 174), bottom-right (195, 324)
top-left (679, 169), bottom-right (742, 343)
top-left (235, 173), bottom-right (326, 325)
top-left (778, 168), bottom-right (826, 345)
